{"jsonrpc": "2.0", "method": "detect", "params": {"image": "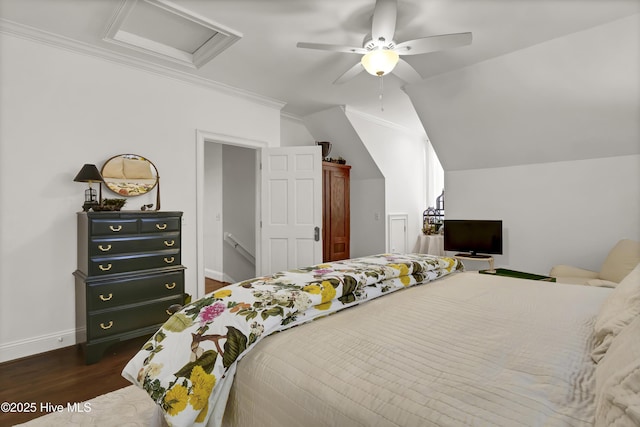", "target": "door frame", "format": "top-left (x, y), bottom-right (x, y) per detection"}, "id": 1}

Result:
top-left (196, 129), bottom-right (267, 299)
